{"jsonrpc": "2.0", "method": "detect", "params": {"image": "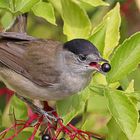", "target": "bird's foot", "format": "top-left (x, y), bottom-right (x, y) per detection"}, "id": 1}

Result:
top-left (15, 94), bottom-right (59, 124)
top-left (39, 109), bottom-right (59, 123)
